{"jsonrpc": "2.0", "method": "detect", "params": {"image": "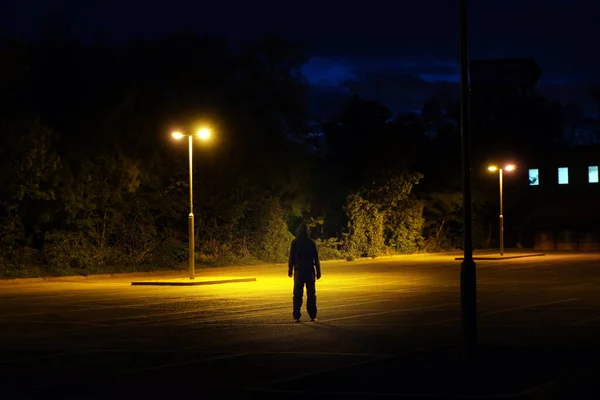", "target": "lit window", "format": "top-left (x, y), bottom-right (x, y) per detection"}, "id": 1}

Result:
top-left (558, 167), bottom-right (569, 184)
top-left (528, 169), bottom-right (539, 186)
top-left (590, 166), bottom-right (599, 183)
